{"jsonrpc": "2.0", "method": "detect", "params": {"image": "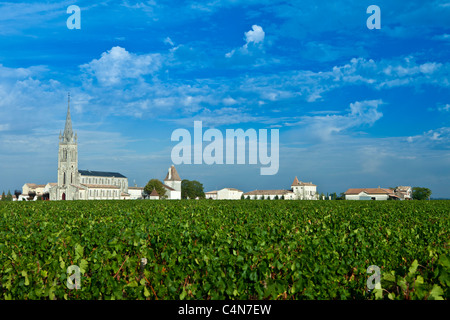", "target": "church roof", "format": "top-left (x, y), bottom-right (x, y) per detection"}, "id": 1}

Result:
top-left (78, 170), bottom-right (127, 178)
top-left (164, 165), bottom-right (181, 181)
